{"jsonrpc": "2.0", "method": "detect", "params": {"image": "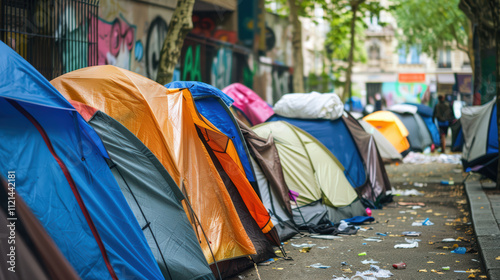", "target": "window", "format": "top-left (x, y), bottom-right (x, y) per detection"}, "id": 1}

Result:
top-left (409, 46), bottom-right (420, 64)
top-left (398, 46), bottom-right (421, 64)
top-left (438, 48), bottom-right (452, 68)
